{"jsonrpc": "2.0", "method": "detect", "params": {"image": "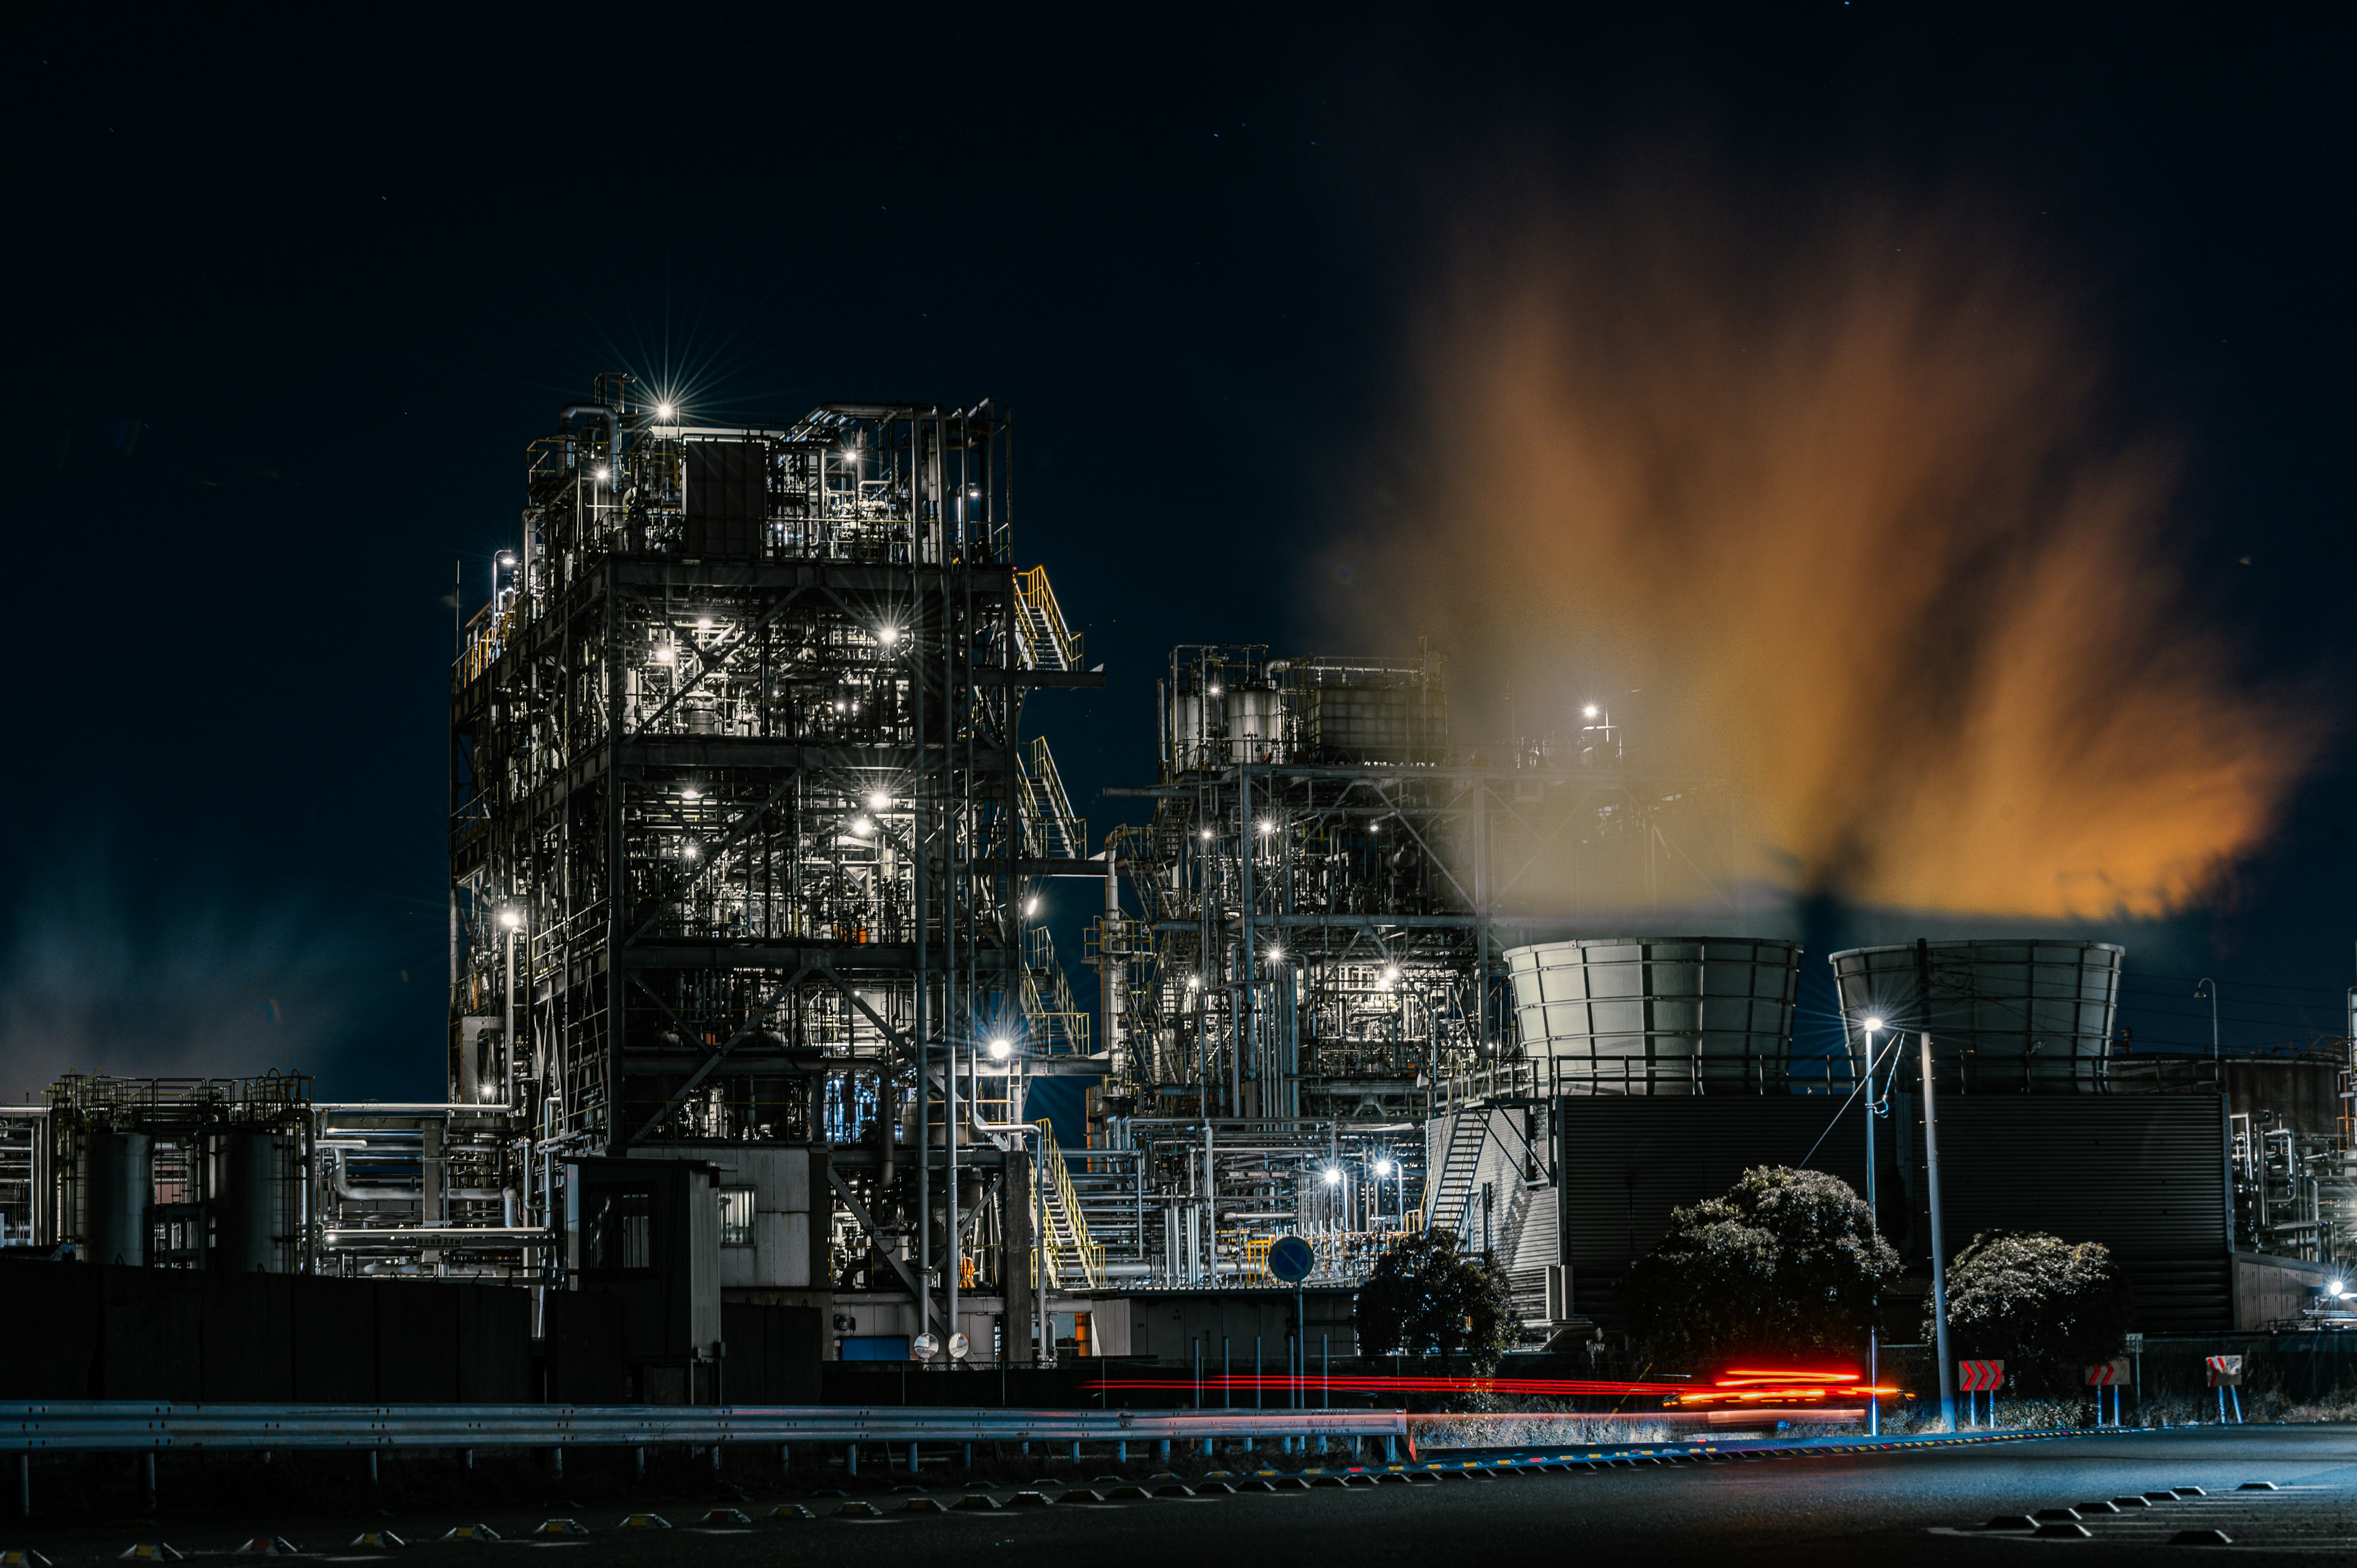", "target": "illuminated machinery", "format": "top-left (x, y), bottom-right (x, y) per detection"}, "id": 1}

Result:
top-left (1077, 643), bottom-right (1745, 1297)
top-left (447, 377), bottom-right (1105, 1361)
